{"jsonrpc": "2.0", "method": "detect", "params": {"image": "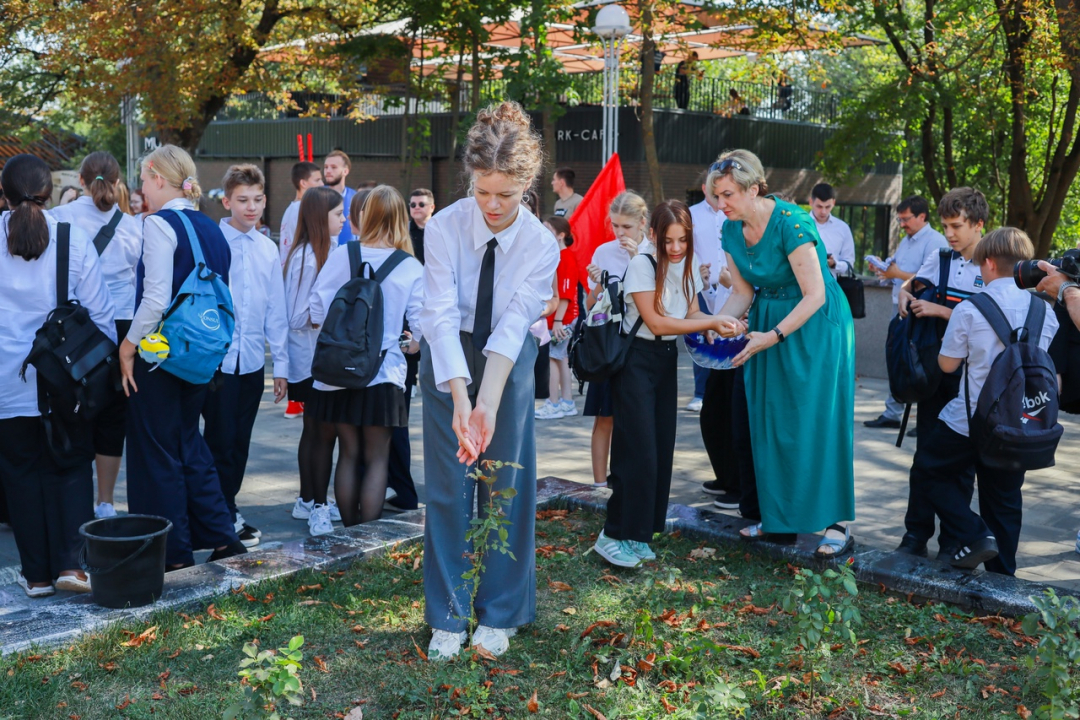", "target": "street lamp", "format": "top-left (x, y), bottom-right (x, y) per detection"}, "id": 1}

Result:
top-left (592, 4), bottom-right (631, 162)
